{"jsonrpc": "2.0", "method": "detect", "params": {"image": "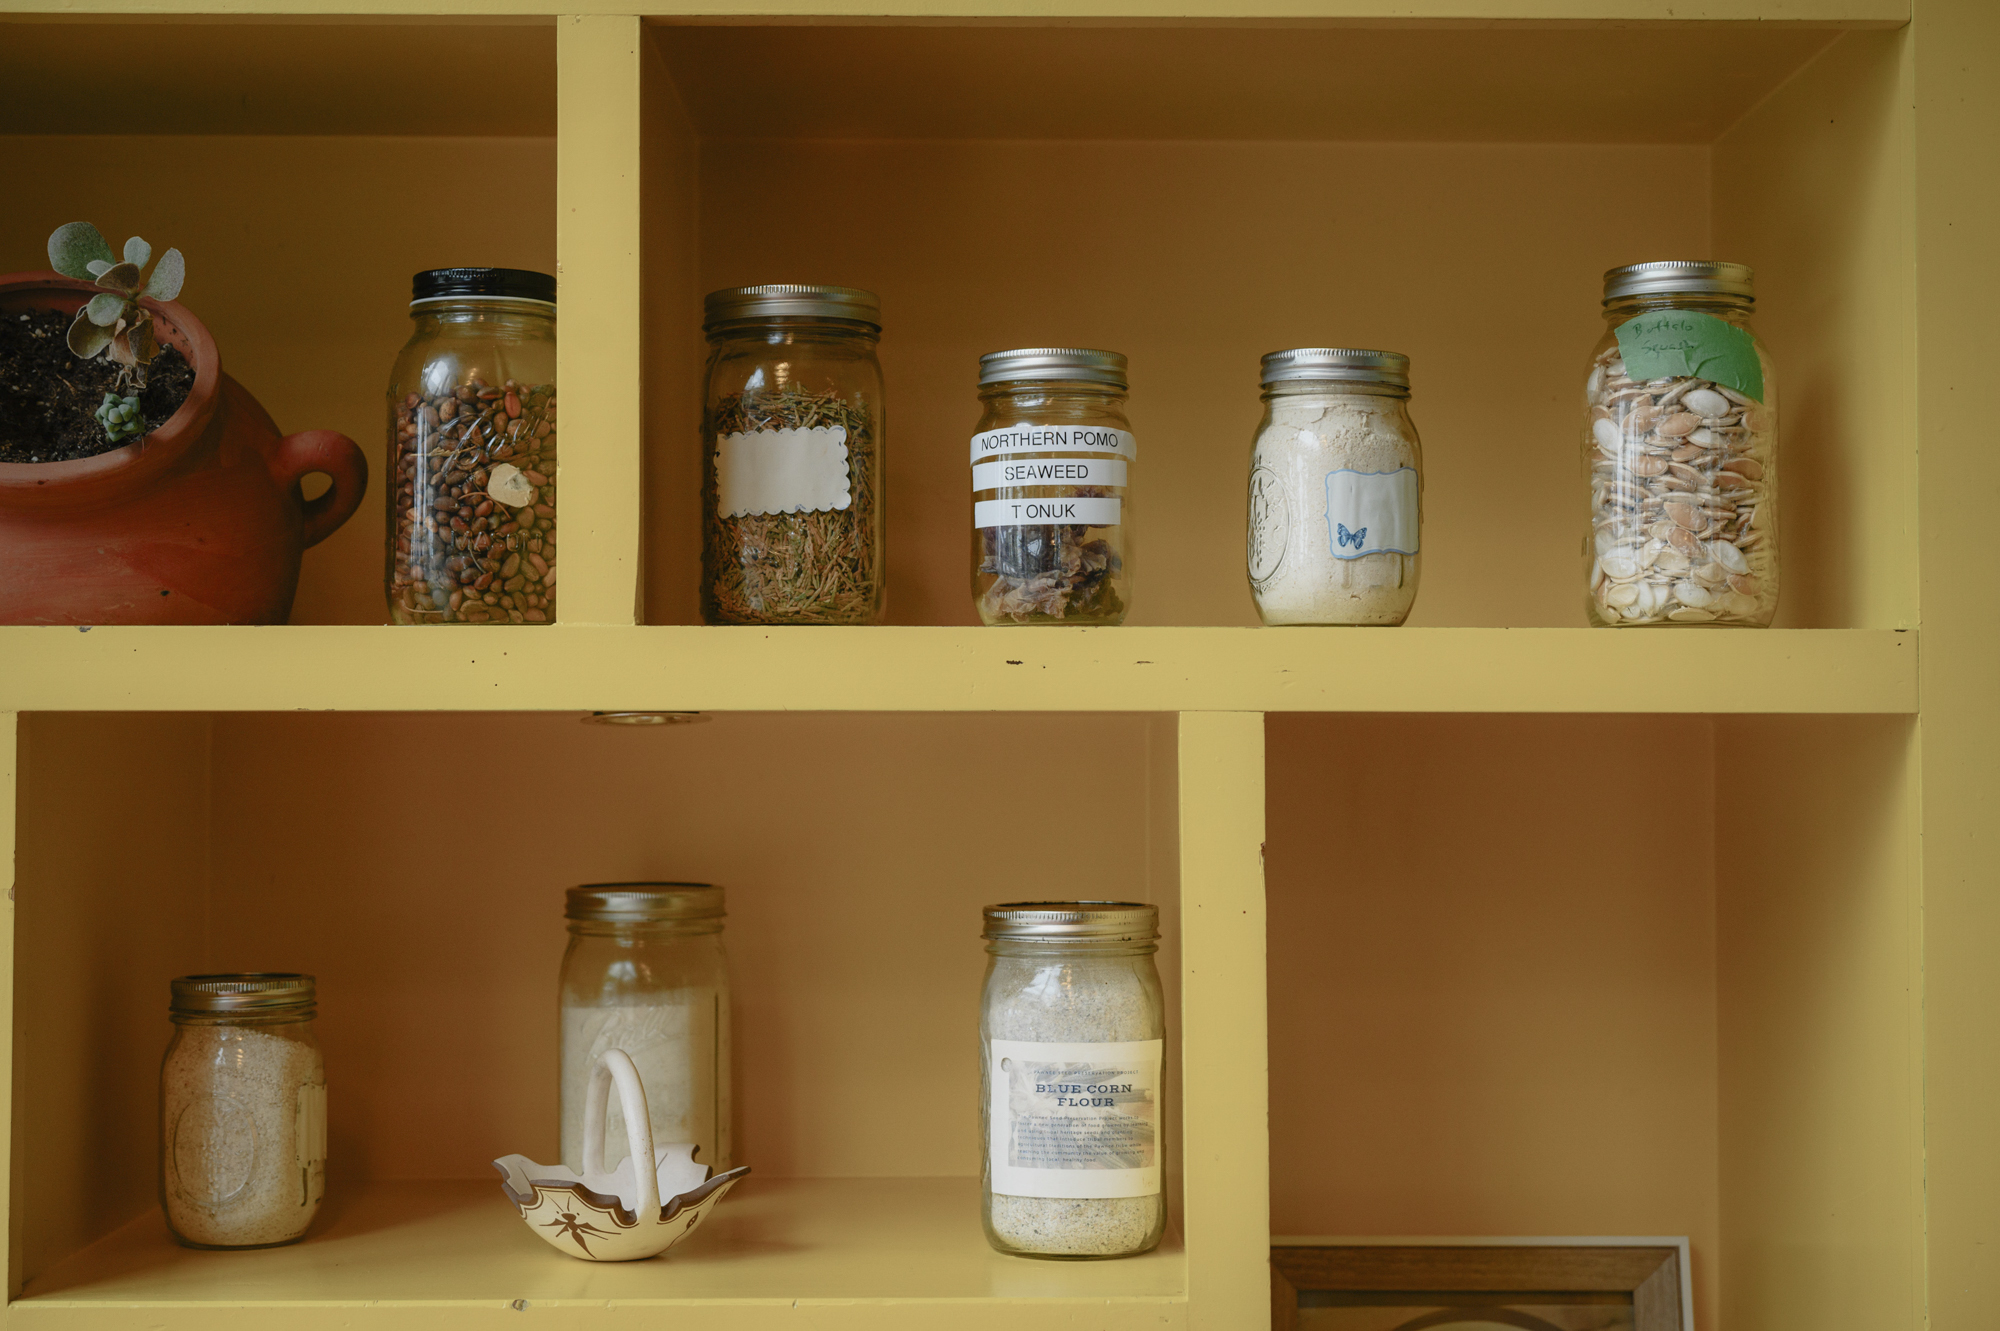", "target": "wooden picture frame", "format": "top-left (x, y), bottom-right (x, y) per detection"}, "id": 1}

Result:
top-left (1271, 1237), bottom-right (1694, 1331)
